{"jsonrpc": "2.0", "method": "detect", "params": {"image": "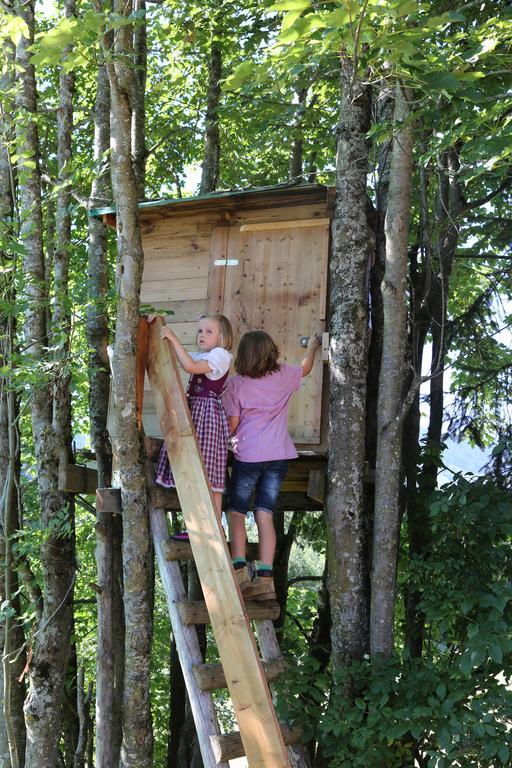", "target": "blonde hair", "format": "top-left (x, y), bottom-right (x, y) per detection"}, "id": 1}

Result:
top-left (234, 331), bottom-right (280, 378)
top-left (199, 314), bottom-right (233, 351)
